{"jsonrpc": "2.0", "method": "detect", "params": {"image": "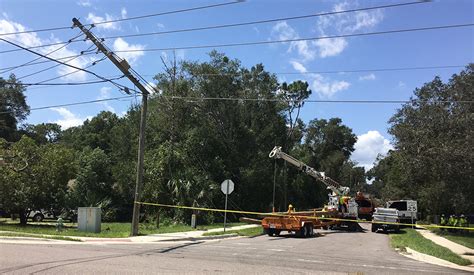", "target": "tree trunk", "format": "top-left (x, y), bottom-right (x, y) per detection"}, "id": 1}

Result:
top-left (19, 210), bottom-right (28, 225)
